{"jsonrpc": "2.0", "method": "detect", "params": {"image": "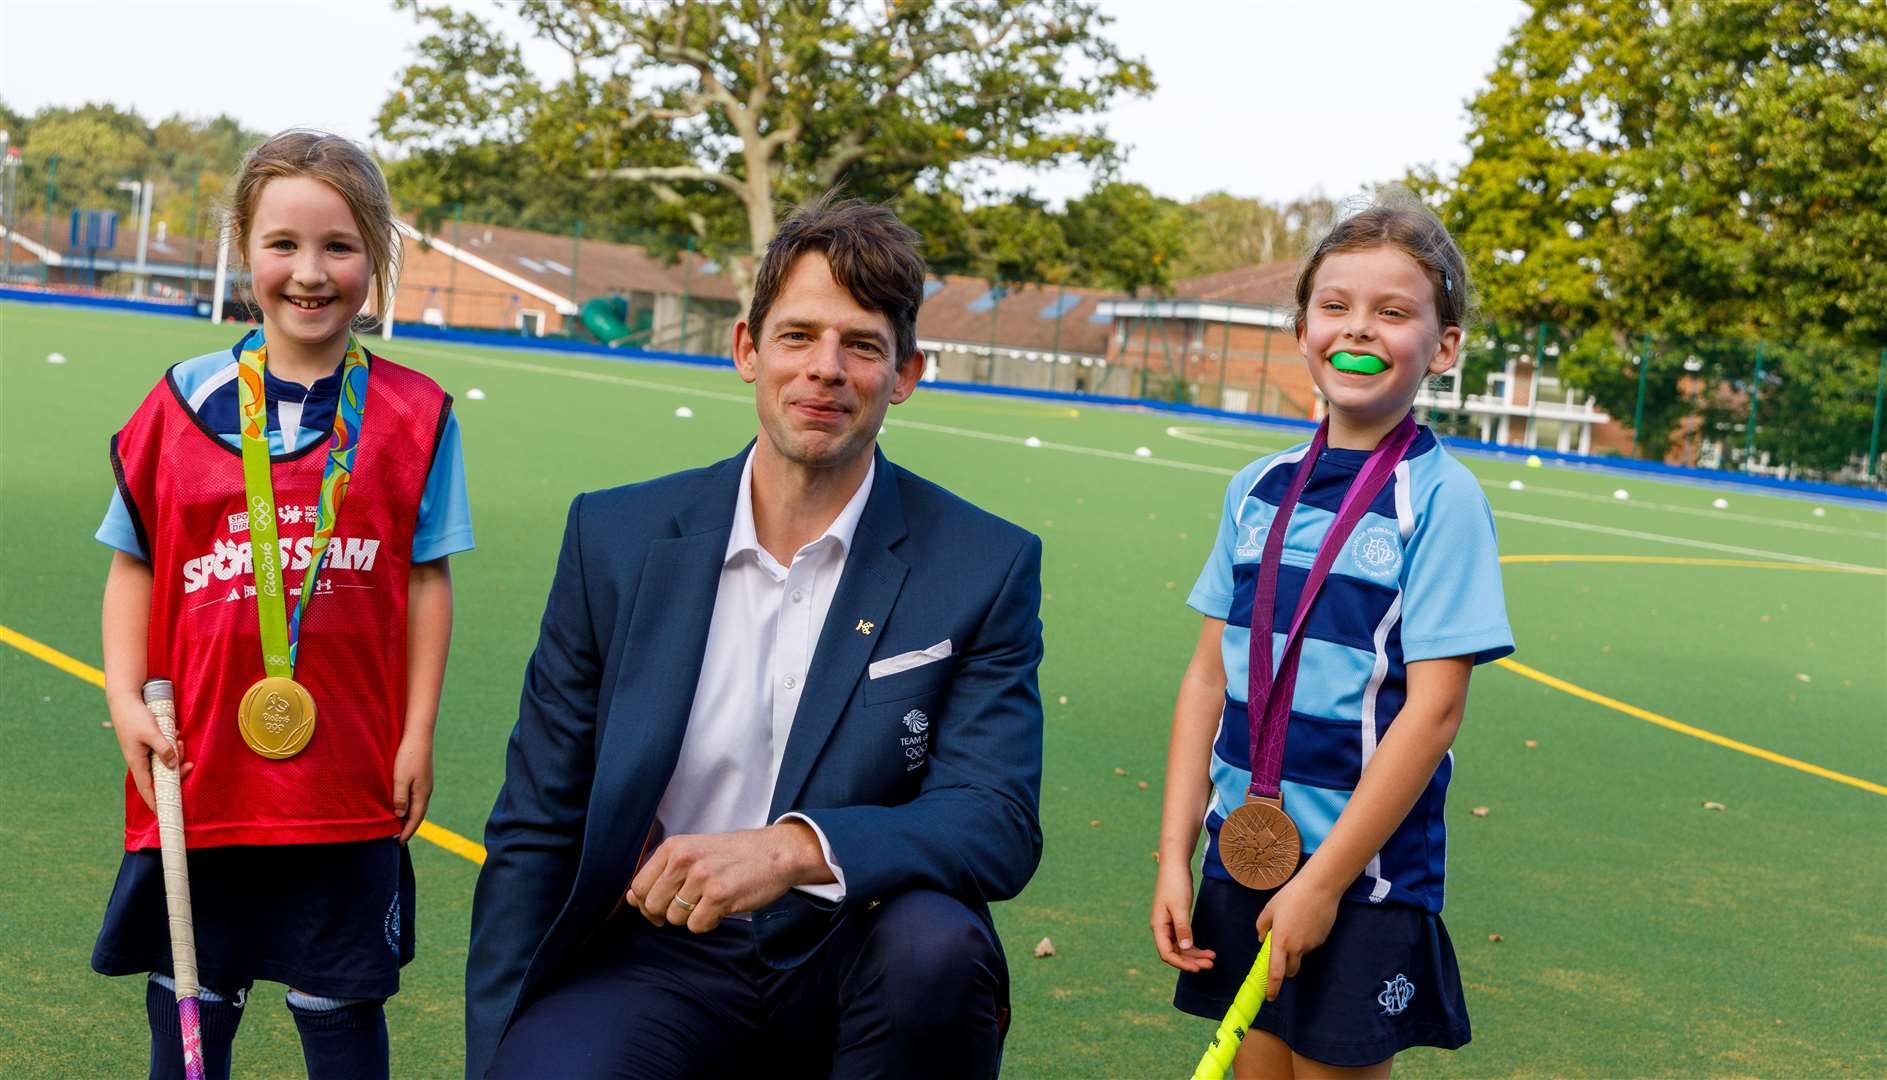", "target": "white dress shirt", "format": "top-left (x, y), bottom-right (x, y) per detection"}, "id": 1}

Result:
top-left (651, 448), bottom-right (873, 906)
